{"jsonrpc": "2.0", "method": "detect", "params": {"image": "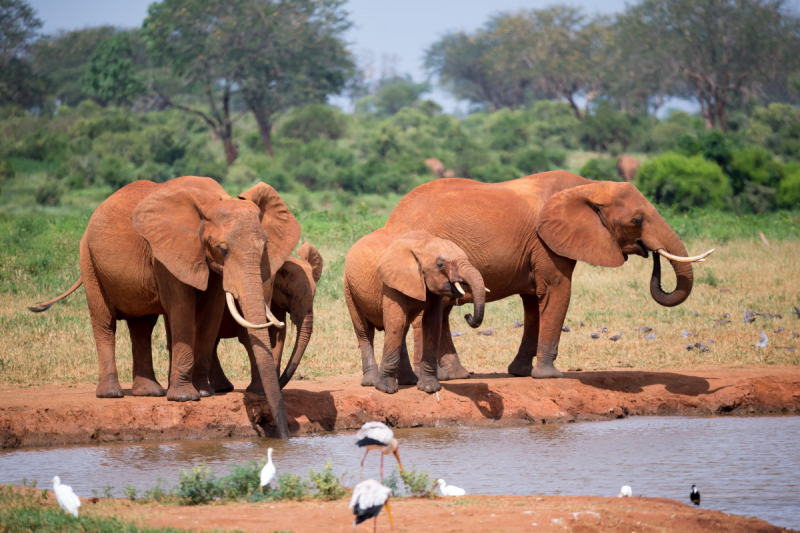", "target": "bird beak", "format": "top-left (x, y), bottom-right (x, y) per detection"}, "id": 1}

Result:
top-left (49, 479), bottom-right (54, 484)
top-left (385, 500), bottom-right (394, 529)
top-left (393, 450), bottom-right (403, 473)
